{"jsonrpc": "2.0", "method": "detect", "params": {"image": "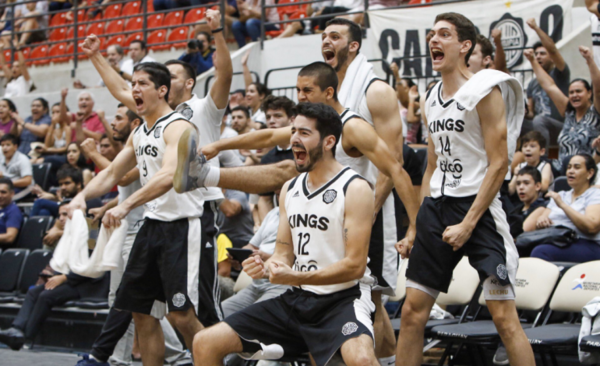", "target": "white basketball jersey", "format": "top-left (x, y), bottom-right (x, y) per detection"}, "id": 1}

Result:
top-left (132, 111), bottom-right (204, 221)
top-left (336, 109), bottom-right (378, 185)
top-left (592, 14), bottom-right (600, 68)
top-left (356, 78), bottom-right (380, 125)
top-left (285, 167), bottom-right (371, 295)
top-left (426, 82), bottom-right (490, 198)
